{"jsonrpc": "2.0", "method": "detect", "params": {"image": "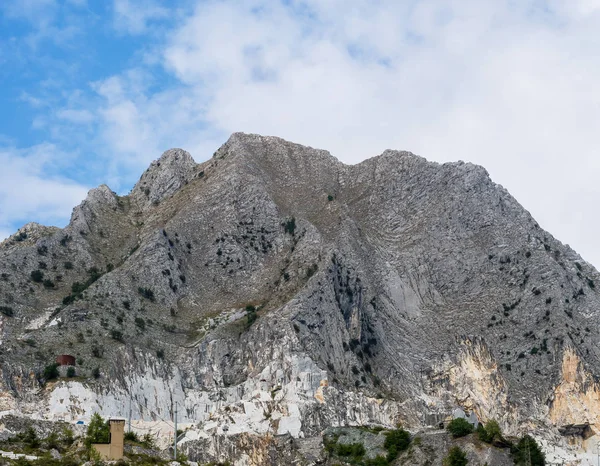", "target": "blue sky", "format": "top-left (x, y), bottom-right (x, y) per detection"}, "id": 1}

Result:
top-left (1, 0), bottom-right (600, 266)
